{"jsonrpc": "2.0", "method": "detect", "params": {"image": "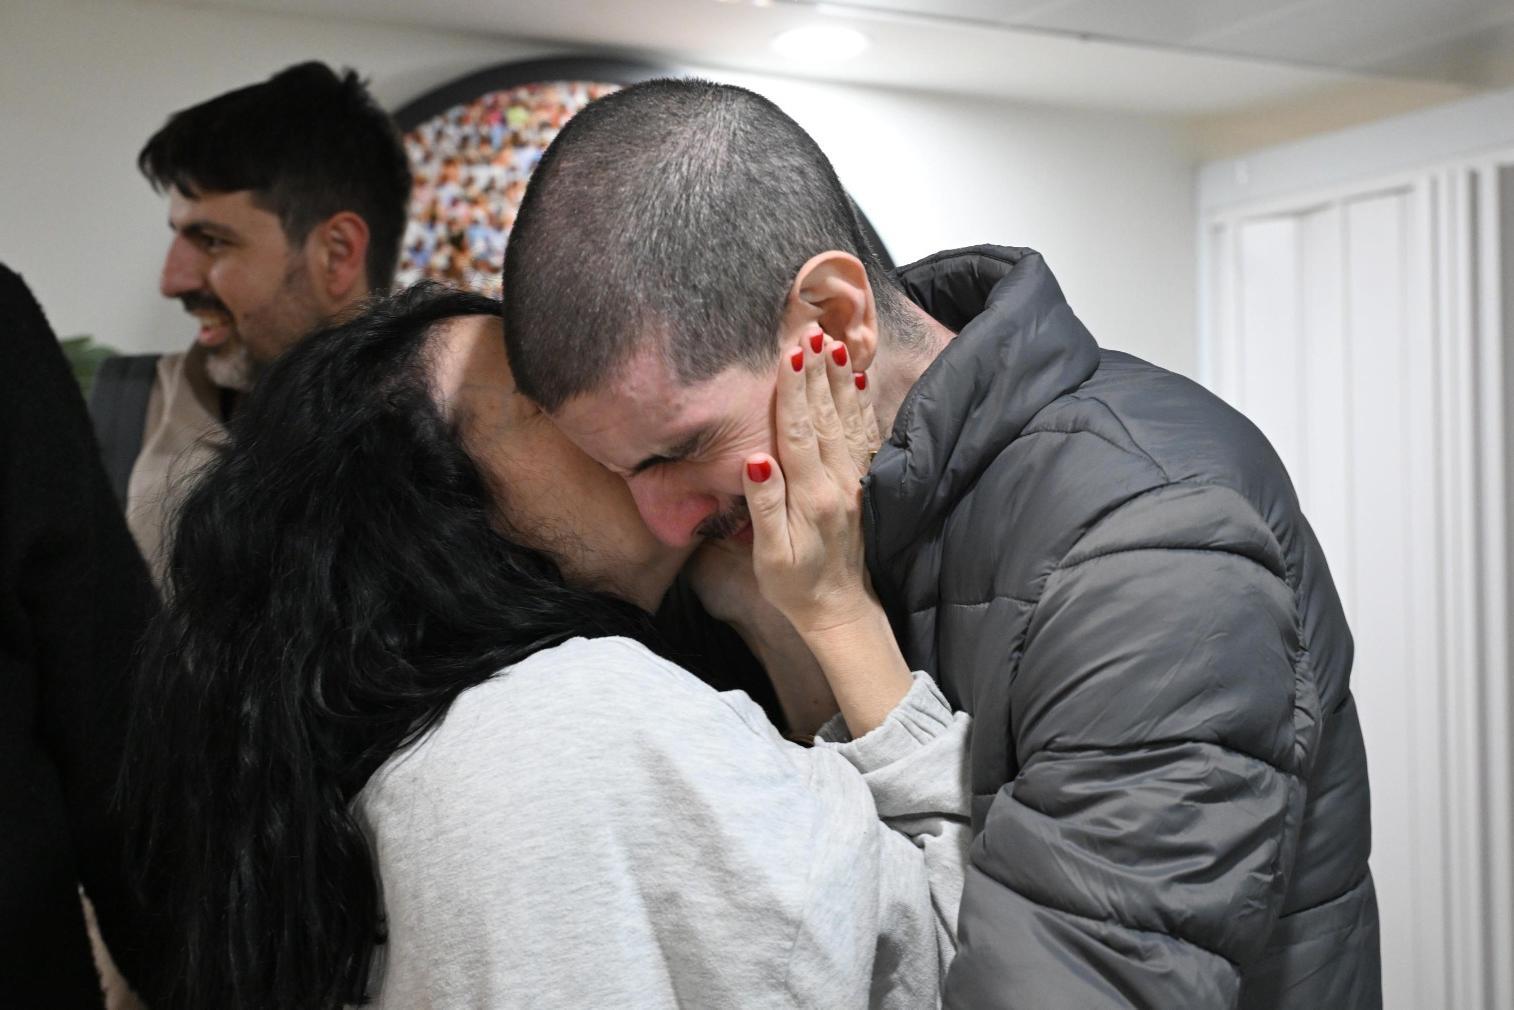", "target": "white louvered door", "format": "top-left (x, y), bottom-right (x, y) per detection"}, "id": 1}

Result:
top-left (1202, 151), bottom-right (1514, 1010)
